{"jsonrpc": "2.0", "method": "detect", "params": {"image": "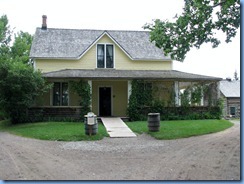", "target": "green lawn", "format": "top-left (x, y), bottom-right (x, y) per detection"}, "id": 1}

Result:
top-left (126, 119), bottom-right (233, 140)
top-left (0, 119), bottom-right (233, 141)
top-left (0, 121), bottom-right (109, 141)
